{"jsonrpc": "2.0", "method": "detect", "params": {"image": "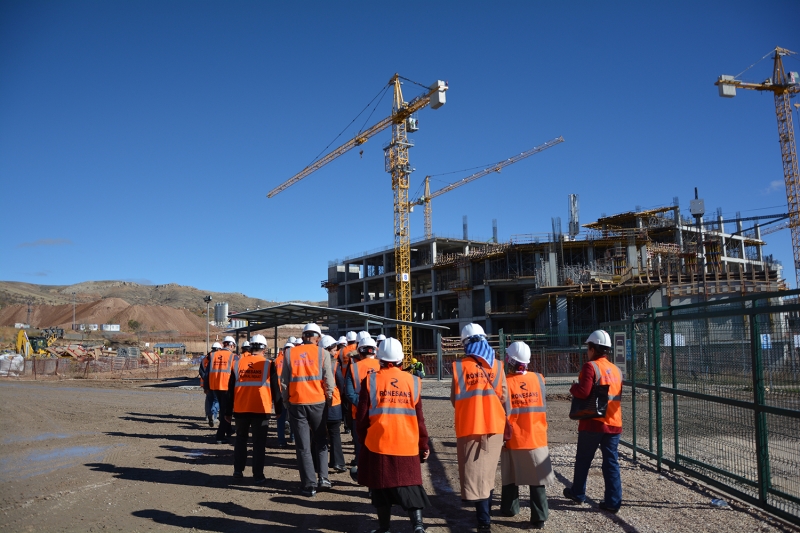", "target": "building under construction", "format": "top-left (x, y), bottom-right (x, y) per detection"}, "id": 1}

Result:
top-left (324, 199), bottom-right (785, 352)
